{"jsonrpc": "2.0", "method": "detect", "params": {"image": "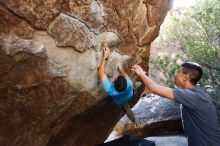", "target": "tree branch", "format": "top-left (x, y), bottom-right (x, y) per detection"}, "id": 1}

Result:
top-left (202, 62), bottom-right (220, 71)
